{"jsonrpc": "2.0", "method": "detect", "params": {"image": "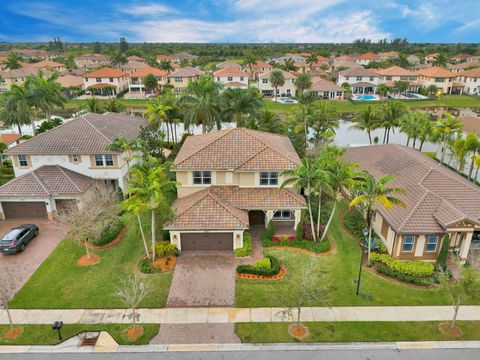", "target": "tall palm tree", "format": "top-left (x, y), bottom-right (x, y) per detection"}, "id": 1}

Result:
top-left (122, 195), bottom-right (150, 259)
top-left (305, 54), bottom-right (318, 71)
top-left (472, 154), bottom-right (480, 182)
top-left (242, 53), bottom-right (258, 74)
top-left (312, 155), bottom-right (334, 240)
top-left (269, 70), bottom-right (285, 102)
top-left (465, 133), bottom-right (479, 180)
top-left (106, 135), bottom-right (140, 178)
top-left (180, 75), bottom-right (222, 133)
top-left (282, 59), bottom-right (297, 72)
top-left (126, 156), bottom-right (176, 261)
top-left (310, 102), bottom-right (338, 147)
top-left (416, 113), bottom-right (435, 151)
top-left (221, 87), bottom-right (262, 127)
top-left (349, 106), bottom-right (379, 144)
top-left (349, 173), bottom-right (406, 265)
top-left (4, 53), bottom-right (22, 70)
top-left (399, 111), bottom-right (417, 148)
top-left (104, 98), bottom-right (127, 113)
top-left (250, 109), bottom-right (284, 133)
top-left (435, 114), bottom-right (463, 164)
top-left (28, 72), bottom-right (68, 125)
top-left (85, 97), bottom-right (103, 113)
top-left (281, 157), bottom-right (318, 242)
top-left (375, 100), bottom-right (408, 144)
top-left (0, 85), bottom-right (31, 134)
top-left (452, 137), bottom-right (467, 171)
top-left (433, 53), bottom-right (449, 68)
top-left (295, 73), bottom-right (312, 96)
top-left (145, 98), bottom-right (173, 142)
